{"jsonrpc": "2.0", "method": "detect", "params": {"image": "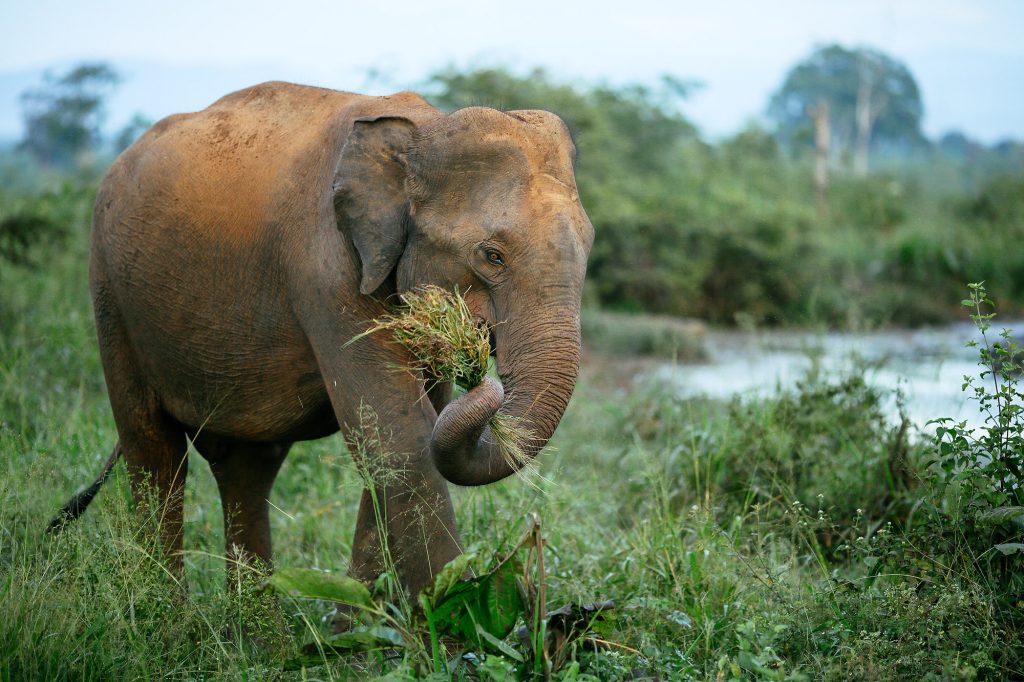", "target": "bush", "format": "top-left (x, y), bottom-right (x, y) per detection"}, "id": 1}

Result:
top-left (621, 360), bottom-right (921, 533)
top-left (926, 284), bottom-right (1024, 631)
top-left (0, 184), bottom-right (91, 268)
top-left (581, 309), bottom-right (705, 360)
top-left (830, 174), bottom-right (910, 232)
top-left (957, 174), bottom-right (1024, 228)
